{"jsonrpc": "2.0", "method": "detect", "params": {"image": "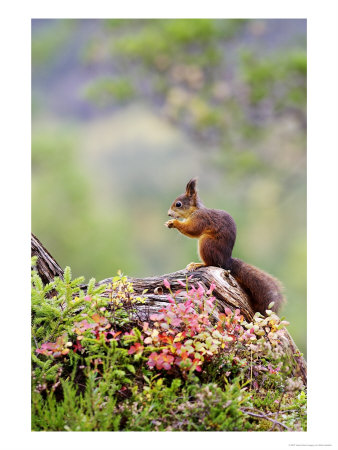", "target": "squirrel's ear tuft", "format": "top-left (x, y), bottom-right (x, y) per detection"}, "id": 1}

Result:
top-left (185, 178), bottom-right (198, 197)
